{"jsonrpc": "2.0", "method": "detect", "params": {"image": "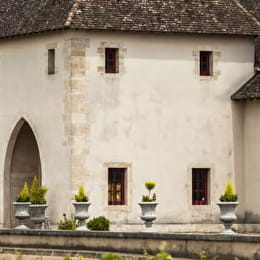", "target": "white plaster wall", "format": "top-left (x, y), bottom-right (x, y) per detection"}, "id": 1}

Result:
top-left (244, 101), bottom-right (260, 223)
top-left (0, 32), bottom-right (72, 225)
top-left (231, 101), bottom-right (245, 221)
top-left (79, 31), bottom-right (255, 225)
top-left (0, 30), bottom-right (255, 228)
